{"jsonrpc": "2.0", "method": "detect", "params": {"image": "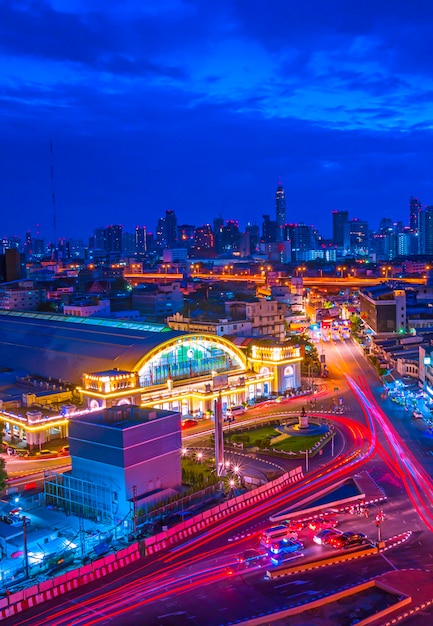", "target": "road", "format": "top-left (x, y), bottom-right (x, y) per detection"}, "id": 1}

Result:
top-left (7, 337), bottom-right (433, 625)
